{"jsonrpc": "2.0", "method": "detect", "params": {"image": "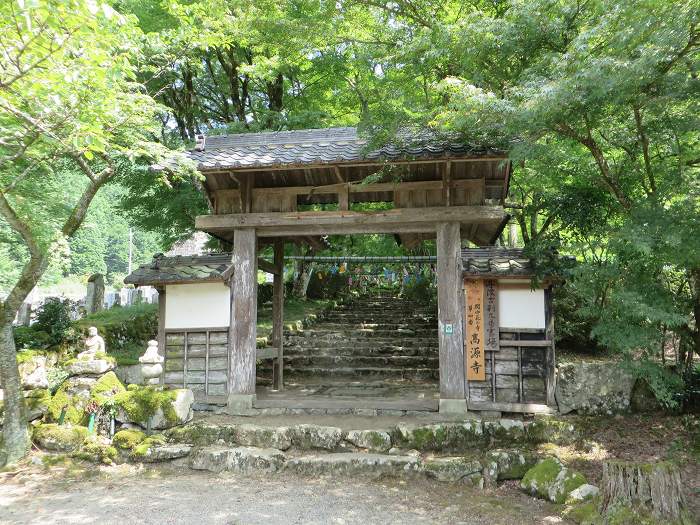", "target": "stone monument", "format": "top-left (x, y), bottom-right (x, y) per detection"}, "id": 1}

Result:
top-left (139, 340), bottom-right (164, 386)
top-left (85, 273), bottom-right (105, 314)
